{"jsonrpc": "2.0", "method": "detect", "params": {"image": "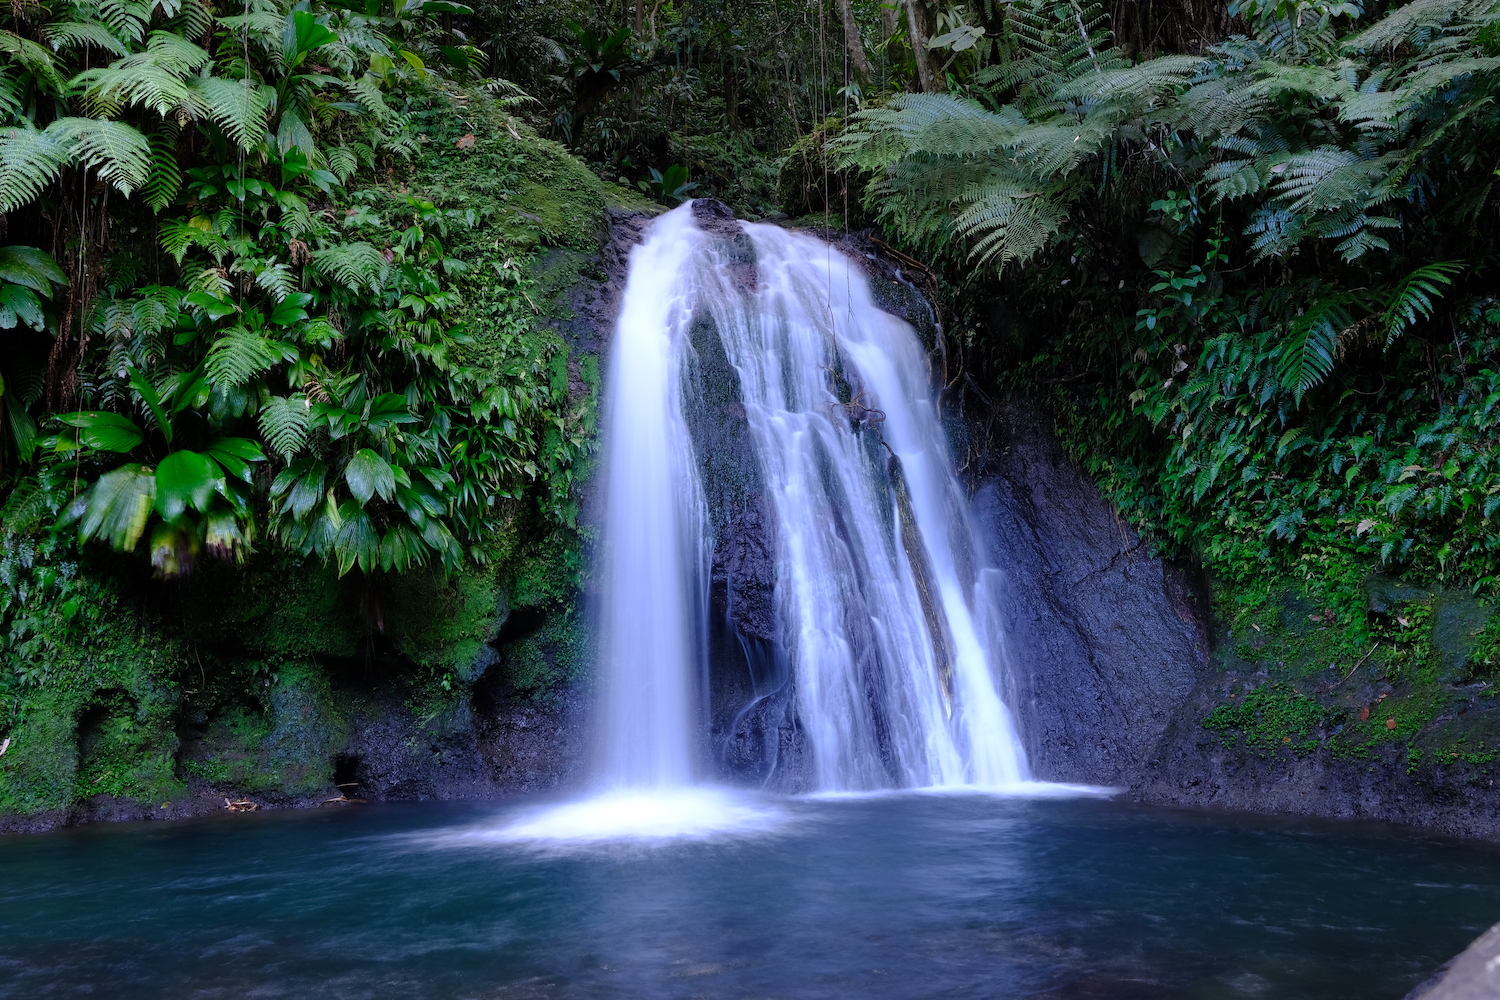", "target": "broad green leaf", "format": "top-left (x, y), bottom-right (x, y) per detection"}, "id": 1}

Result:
top-left (333, 505), bottom-right (378, 575)
top-left (0, 284), bottom-right (45, 330)
top-left (288, 10), bottom-right (337, 61)
top-left (344, 448), bottom-right (395, 504)
top-left (155, 449), bottom-right (218, 521)
top-left (79, 464), bottom-right (156, 550)
top-left (366, 392), bottom-right (417, 428)
top-left (56, 411), bottom-right (145, 452)
top-left (0, 245), bottom-right (65, 293)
